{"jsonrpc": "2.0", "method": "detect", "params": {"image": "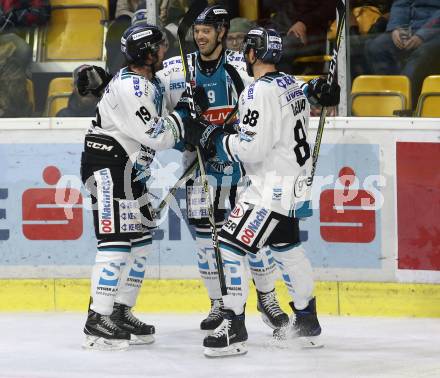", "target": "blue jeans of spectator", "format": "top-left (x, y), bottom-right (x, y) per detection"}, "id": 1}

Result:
top-left (366, 32), bottom-right (440, 108)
